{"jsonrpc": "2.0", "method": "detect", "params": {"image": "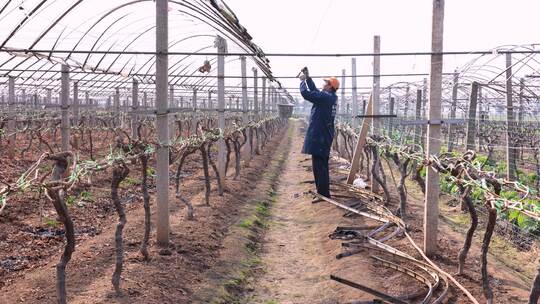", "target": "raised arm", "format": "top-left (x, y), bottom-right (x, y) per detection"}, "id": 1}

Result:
top-left (300, 77), bottom-right (325, 104)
